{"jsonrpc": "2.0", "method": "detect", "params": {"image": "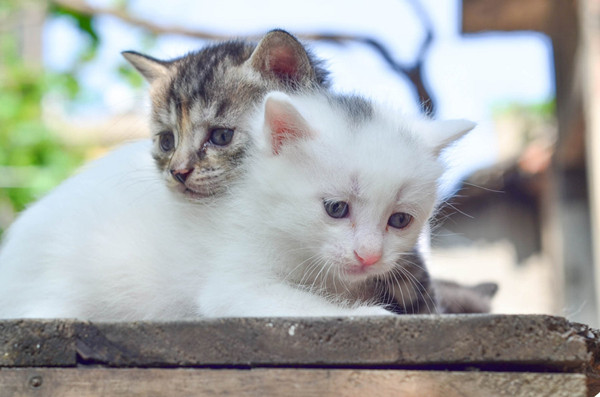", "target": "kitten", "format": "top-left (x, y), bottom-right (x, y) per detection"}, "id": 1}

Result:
top-left (196, 91), bottom-right (475, 316)
top-left (122, 29), bottom-right (328, 199)
top-left (0, 90), bottom-right (474, 319)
